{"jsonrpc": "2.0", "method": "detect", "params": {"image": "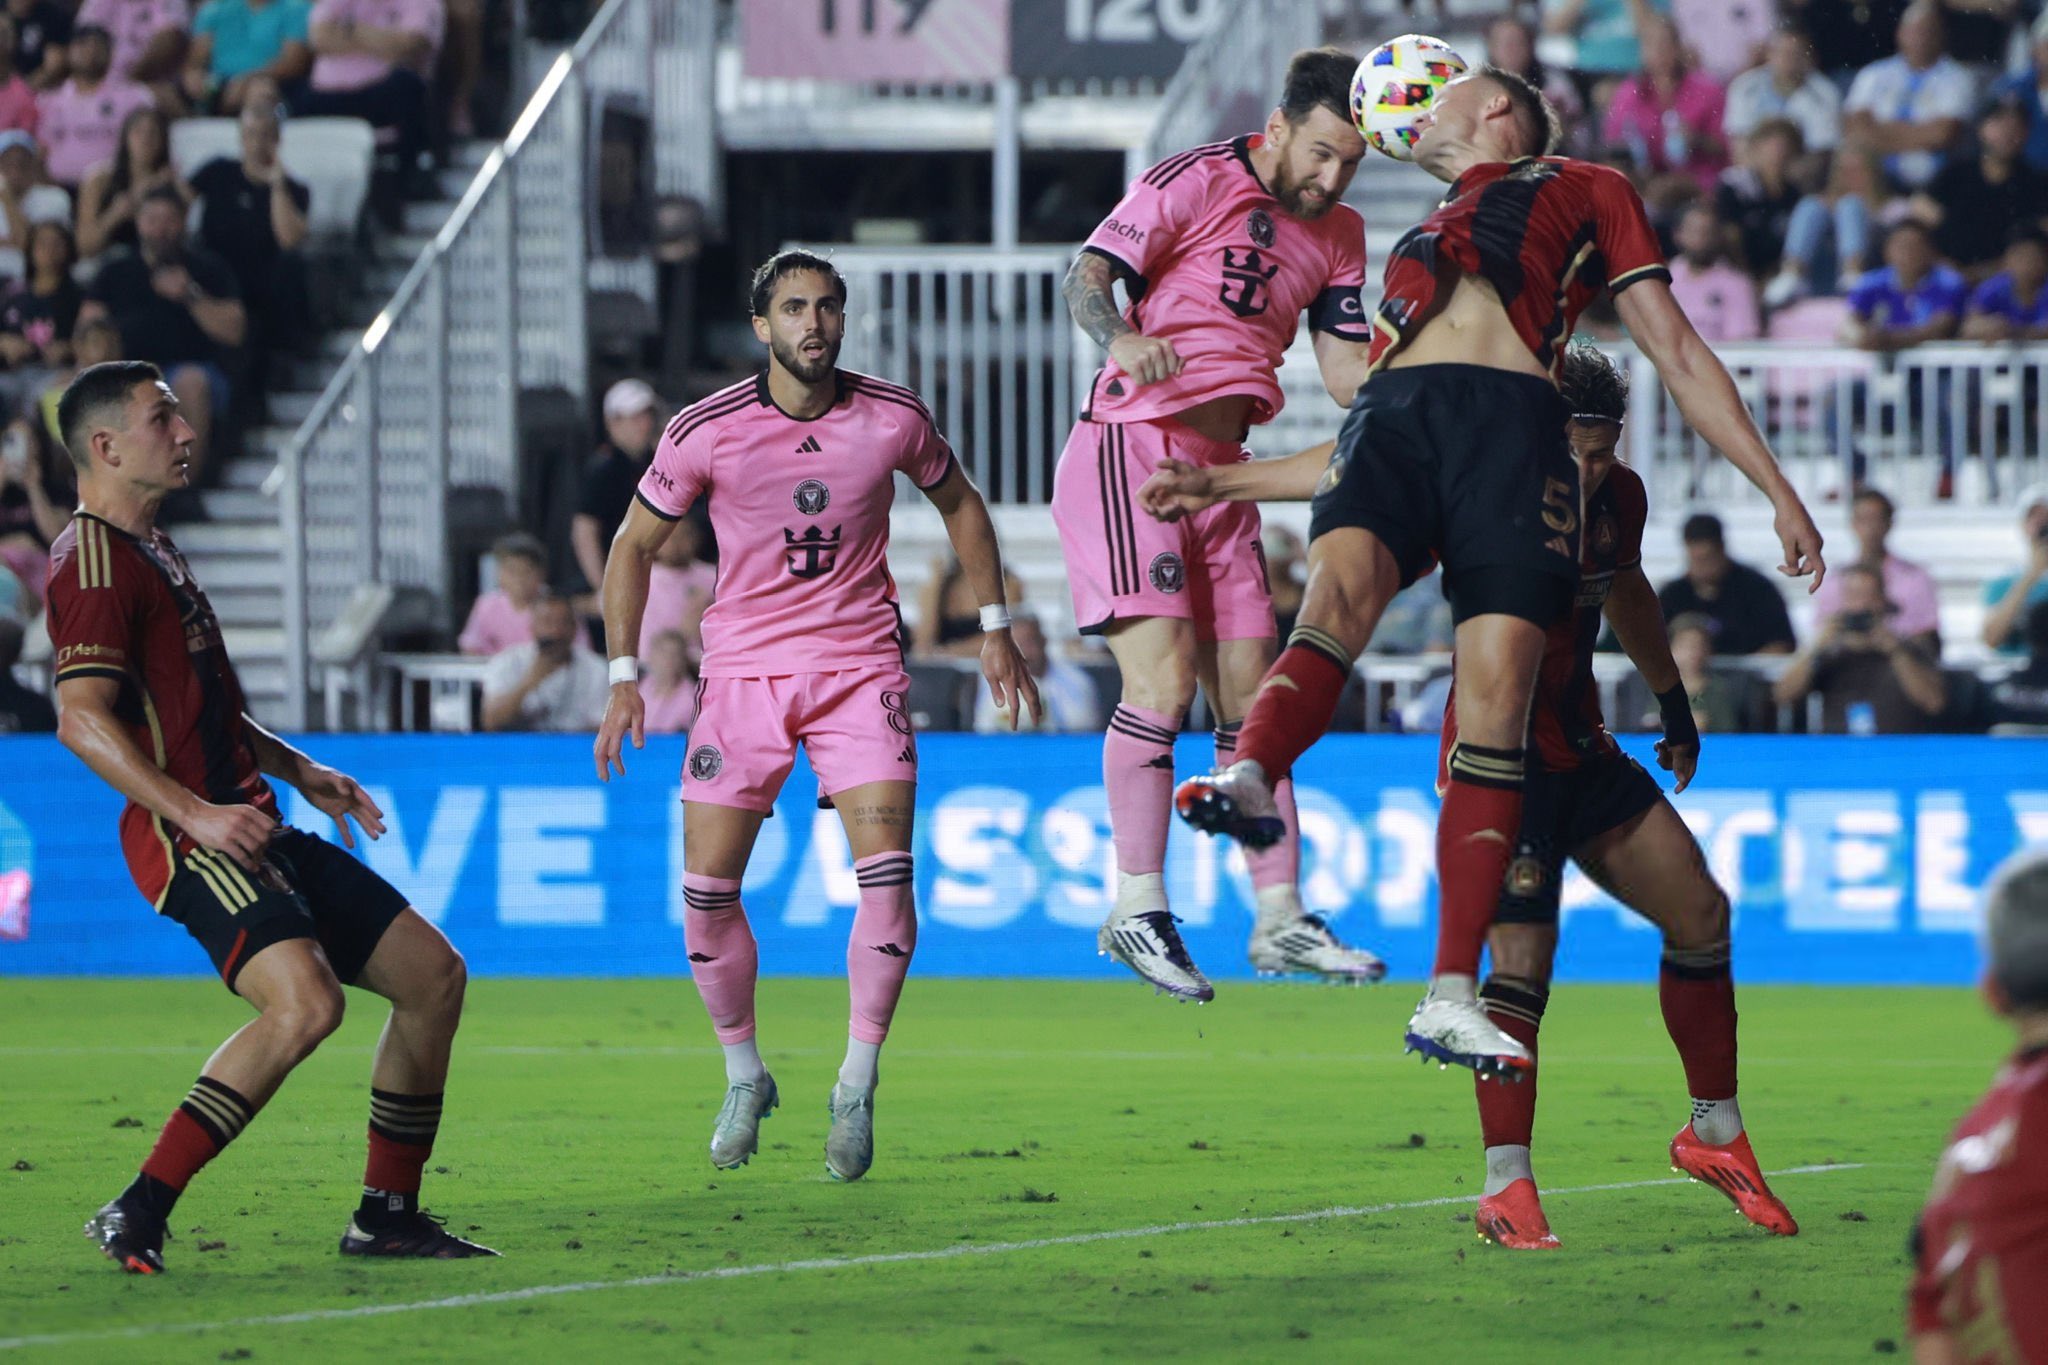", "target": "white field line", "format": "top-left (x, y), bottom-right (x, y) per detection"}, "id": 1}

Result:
top-left (0, 1163), bottom-right (1866, 1353)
